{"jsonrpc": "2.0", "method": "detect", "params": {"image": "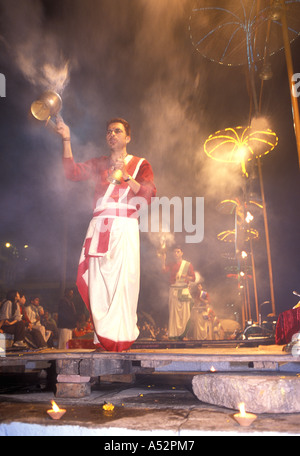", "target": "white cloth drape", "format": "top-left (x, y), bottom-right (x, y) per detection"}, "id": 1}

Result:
top-left (168, 287), bottom-right (191, 338)
top-left (76, 156), bottom-right (146, 351)
top-left (88, 216), bottom-right (140, 350)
